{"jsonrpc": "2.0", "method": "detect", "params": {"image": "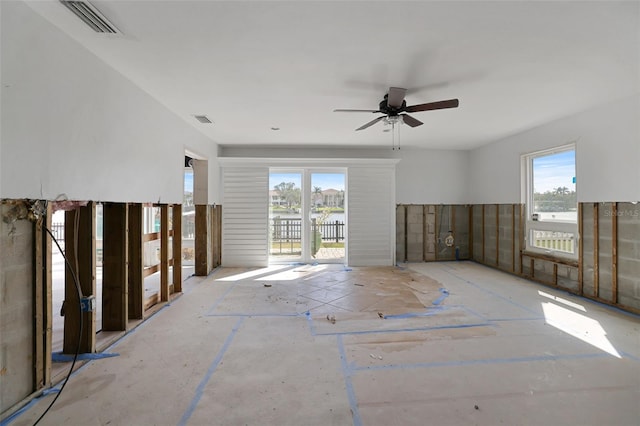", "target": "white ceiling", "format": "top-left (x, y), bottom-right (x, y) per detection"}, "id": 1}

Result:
top-left (25, 0), bottom-right (640, 150)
